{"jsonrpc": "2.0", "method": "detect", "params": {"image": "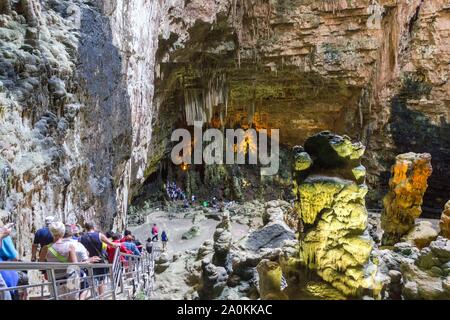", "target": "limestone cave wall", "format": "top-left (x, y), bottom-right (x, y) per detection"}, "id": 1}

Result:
top-left (0, 0), bottom-right (161, 256)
